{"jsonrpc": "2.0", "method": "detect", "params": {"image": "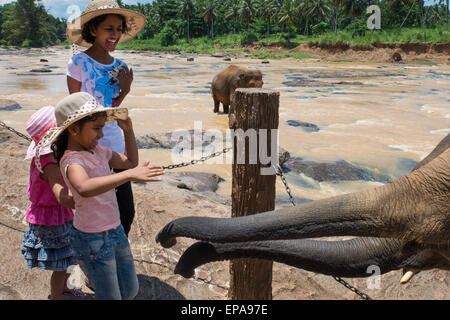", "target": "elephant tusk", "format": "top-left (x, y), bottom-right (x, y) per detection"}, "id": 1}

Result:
top-left (400, 268), bottom-right (419, 284)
